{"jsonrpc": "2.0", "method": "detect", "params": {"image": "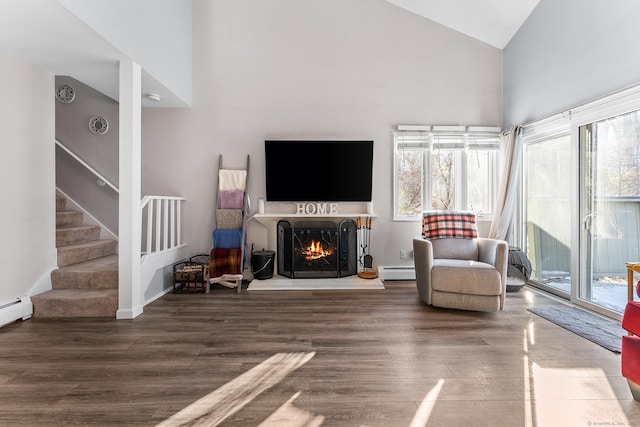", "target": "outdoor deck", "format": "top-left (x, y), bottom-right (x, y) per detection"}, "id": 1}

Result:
top-left (537, 275), bottom-right (635, 315)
